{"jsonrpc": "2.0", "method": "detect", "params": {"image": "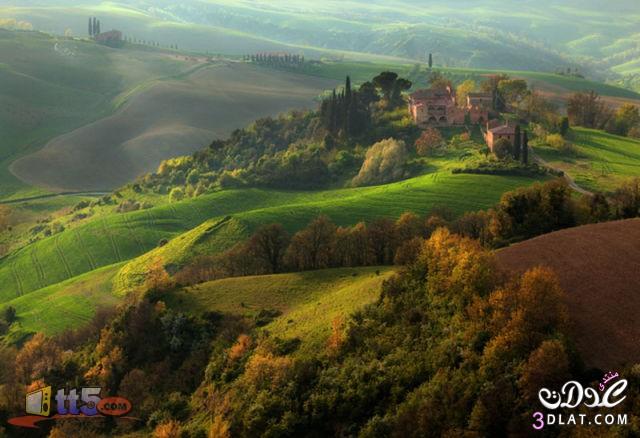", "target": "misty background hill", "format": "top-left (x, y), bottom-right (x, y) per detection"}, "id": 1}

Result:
top-left (1, 0), bottom-right (639, 84)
